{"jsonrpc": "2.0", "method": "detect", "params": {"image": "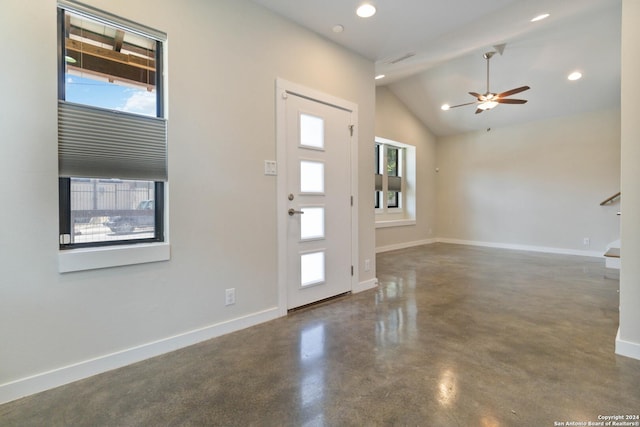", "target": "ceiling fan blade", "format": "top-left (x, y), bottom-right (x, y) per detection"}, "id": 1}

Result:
top-left (497, 86), bottom-right (530, 98)
top-left (469, 91), bottom-right (483, 99)
top-left (475, 108), bottom-right (484, 114)
top-left (448, 101), bottom-right (478, 109)
top-left (496, 98), bottom-right (527, 104)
